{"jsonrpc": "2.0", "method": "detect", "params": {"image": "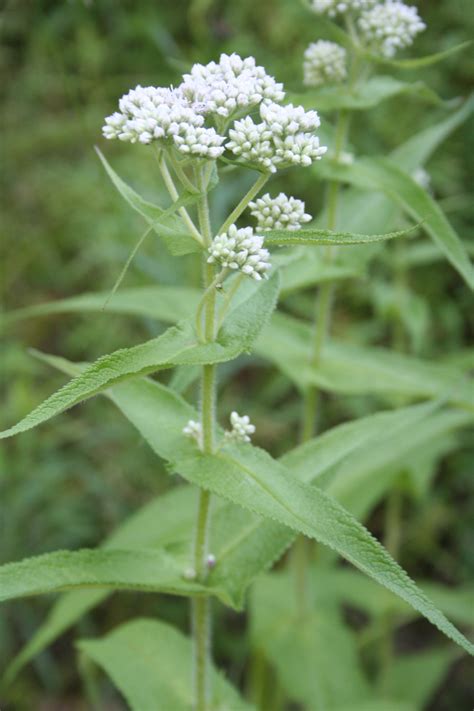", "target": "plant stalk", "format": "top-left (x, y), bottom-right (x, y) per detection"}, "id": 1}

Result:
top-left (192, 166), bottom-right (217, 711)
top-left (218, 172), bottom-right (269, 235)
top-left (156, 150), bottom-right (203, 244)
